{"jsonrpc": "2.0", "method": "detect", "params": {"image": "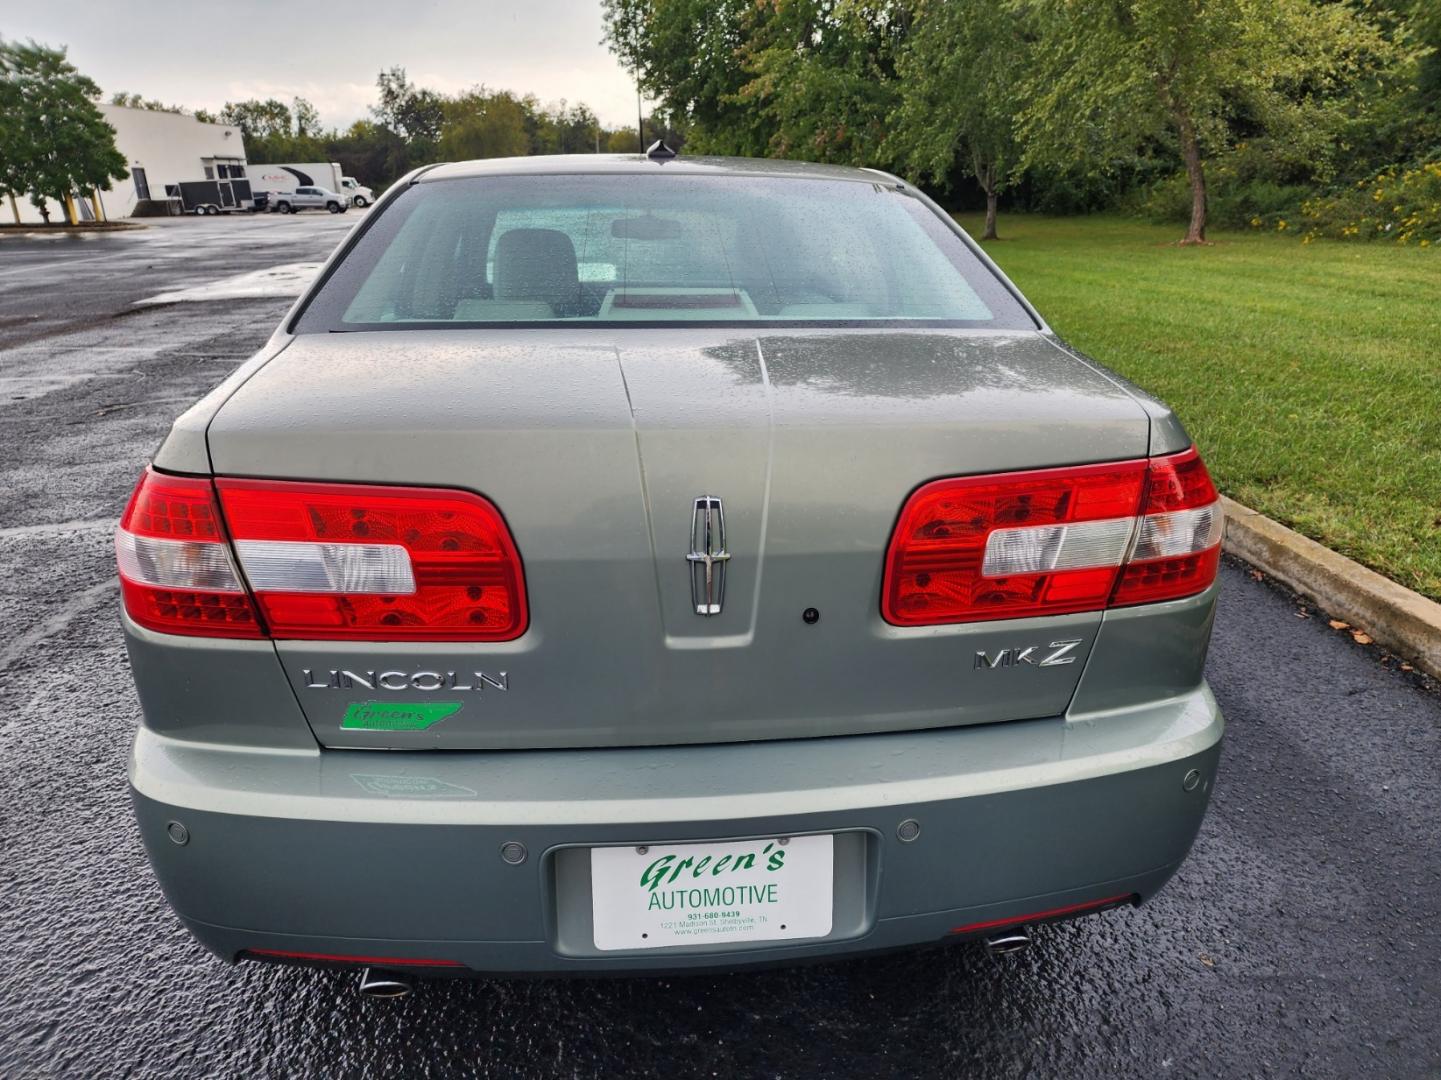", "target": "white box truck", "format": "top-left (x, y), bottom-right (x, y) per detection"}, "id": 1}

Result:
top-left (247, 163), bottom-right (375, 208)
